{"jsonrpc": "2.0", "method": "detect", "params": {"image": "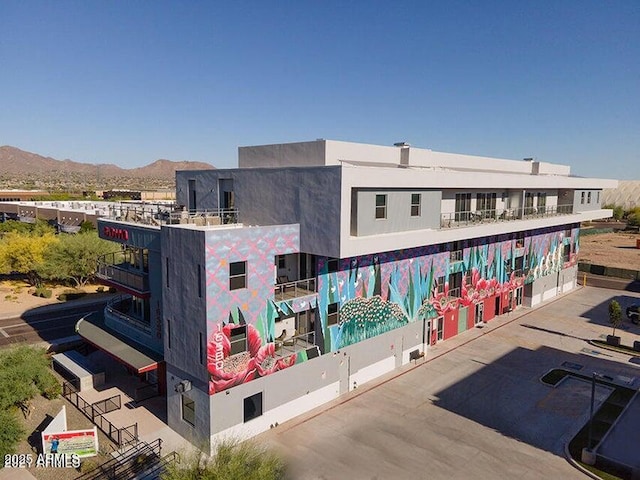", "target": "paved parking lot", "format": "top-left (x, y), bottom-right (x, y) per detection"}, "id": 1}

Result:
top-left (258, 286), bottom-right (640, 480)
